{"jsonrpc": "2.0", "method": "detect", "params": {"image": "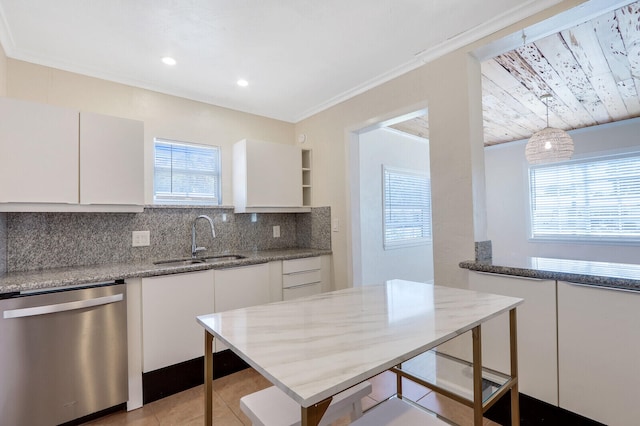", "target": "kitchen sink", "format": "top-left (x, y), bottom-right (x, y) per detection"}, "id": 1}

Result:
top-left (153, 254), bottom-right (246, 266)
top-left (153, 258), bottom-right (206, 266)
top-left (201, 254), bottom-right (246, 262)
